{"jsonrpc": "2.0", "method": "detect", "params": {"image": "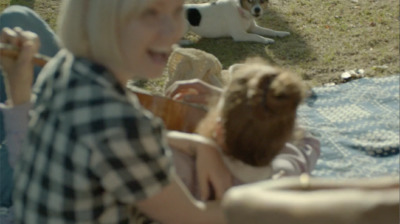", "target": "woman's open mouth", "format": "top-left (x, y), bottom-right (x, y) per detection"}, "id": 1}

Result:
top-left (148, 48), bottom-right (171, 65)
